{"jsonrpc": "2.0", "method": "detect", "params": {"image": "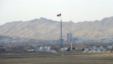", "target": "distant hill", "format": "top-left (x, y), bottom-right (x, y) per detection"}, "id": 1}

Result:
top-left (0, 16), bottom-right (113, 42)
